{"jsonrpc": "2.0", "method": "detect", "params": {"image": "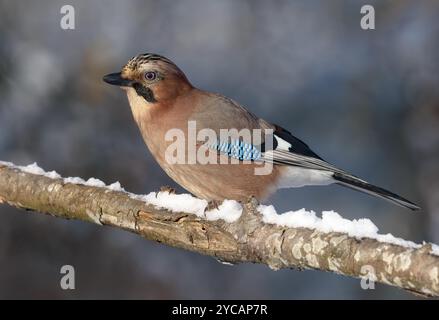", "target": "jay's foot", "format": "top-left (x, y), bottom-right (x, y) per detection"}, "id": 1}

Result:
top-left (160, 185), bottom-right (176, 194)
top-left (207, 199), bottom-right (222, 211)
